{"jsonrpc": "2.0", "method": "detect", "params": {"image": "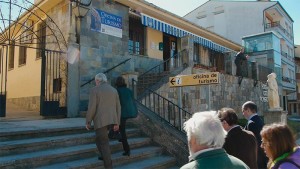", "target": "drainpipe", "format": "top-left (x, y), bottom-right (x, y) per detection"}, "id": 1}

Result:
top-left (69, 1), bottom-right (72, 26)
